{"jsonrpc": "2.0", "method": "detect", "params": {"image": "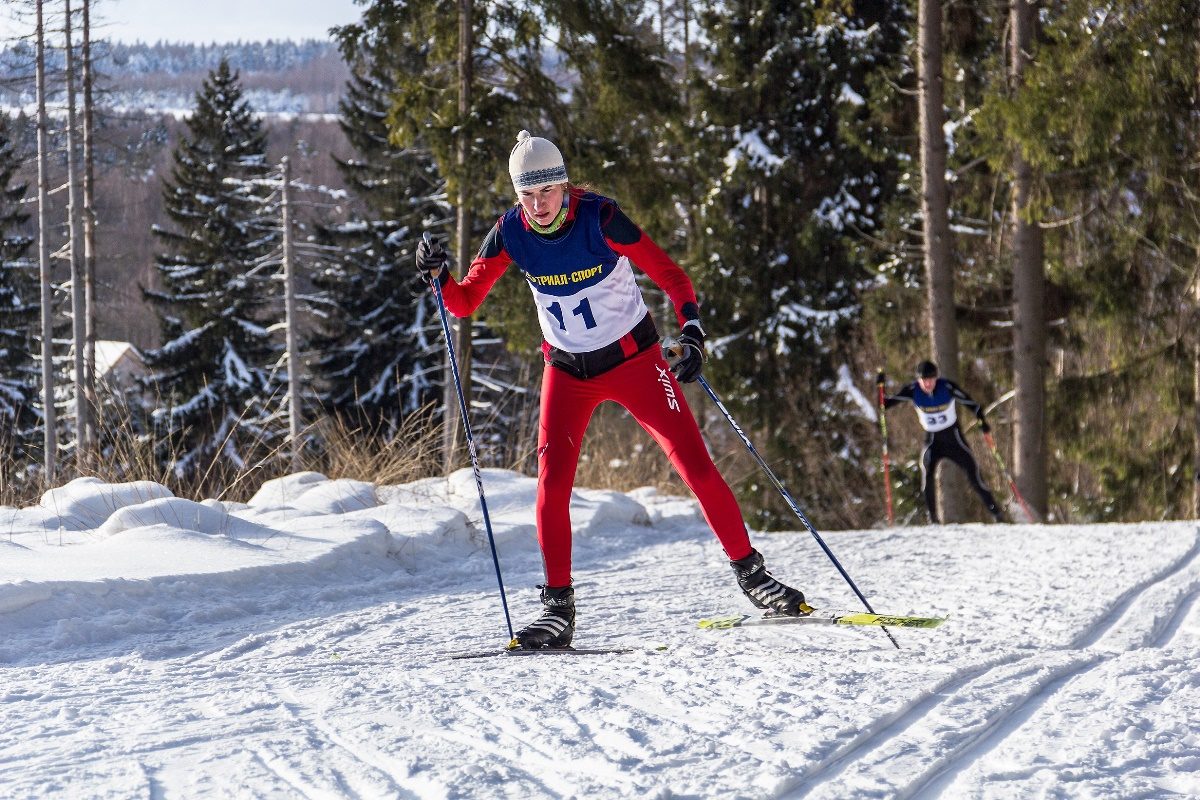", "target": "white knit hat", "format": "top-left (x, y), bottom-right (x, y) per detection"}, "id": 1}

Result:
top-left (508, 130), bottom-right (568, 192)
